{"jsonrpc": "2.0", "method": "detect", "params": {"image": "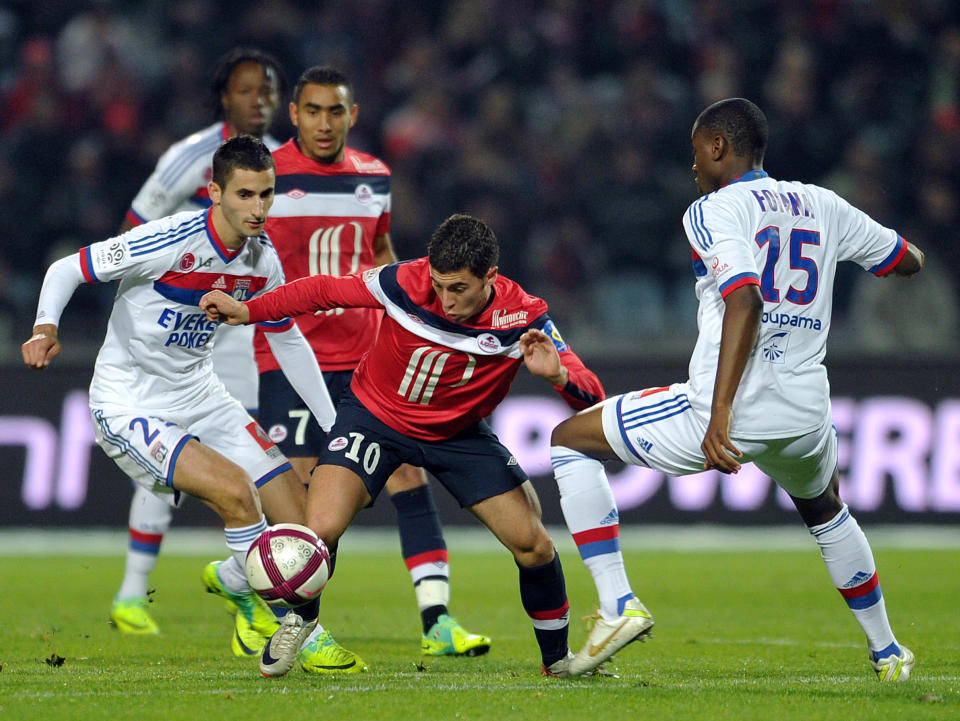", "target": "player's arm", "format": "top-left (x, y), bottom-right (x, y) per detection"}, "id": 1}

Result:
top-left (21, 255), bottom-right (87, 369)
top-left (201, 272), bottom-right (381, 325)
top-left (701, 283), bottom-right (763, 474)
top-left (372, 232), bottom-right (398, 265)
top-left (263, 323), bottom-right (337, 431)
top-left (520, 326), bottom-right (605, 410)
